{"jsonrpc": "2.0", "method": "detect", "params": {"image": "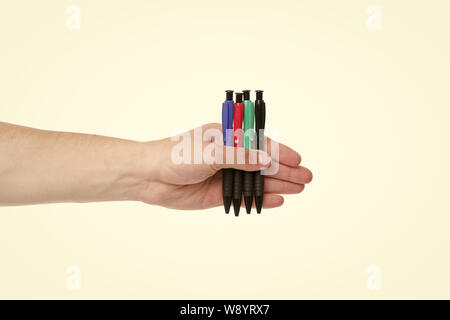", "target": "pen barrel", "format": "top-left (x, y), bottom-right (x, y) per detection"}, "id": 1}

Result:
top-left (243, 100), bottom-right (255, 149)
top-left (255, 100), bottom-right (266, 150)
top-left (222, 100), bottom-right (234, 146)
top-left (243, 170), bottom-right (254, 214)
top-left (233, 102), bottom-right (244, 147)
top-left (243, 171), bottom-right (254, 197)
top-left (233, 170), bottom-right (243, 196)
top-left (254, 97), bottom-right (265, 213)
top-left (254, 166), bottom-right (264, 213)
top-left (254, 172), bottom-right (264, 194)
top-left (222, 169), bottom-right (234, 197)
